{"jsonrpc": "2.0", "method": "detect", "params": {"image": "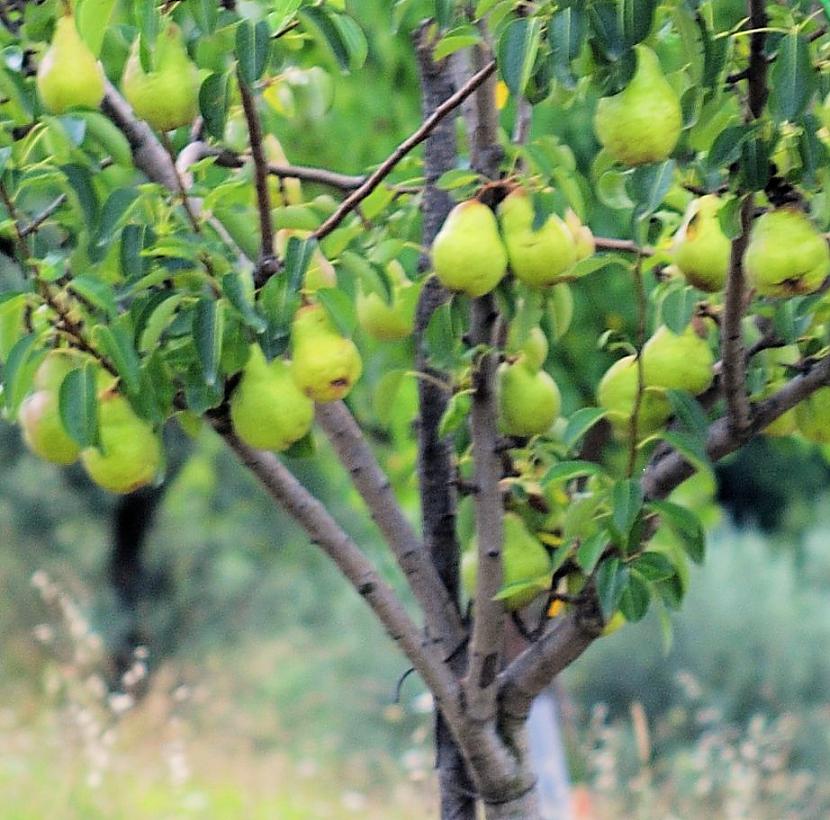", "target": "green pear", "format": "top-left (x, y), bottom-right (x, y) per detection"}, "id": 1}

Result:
top-left (795, 387), bottom-right (830, 444)
top-left (230, 347), bottom-right (314, 451)
top-left (122, 23), bottom-right (200, 131)
top-left (594, 45), bottom-right (682, 166)
top-left (597, 355), bottom-right (672, 438)
top-left (507, 324), bottom-right (548, 370)
top-left (81, 391), bottom-right (162, 493)
top-left (498, 190), bottom-right (577, 287)
top-left (461, 512), bottom-right (552, 611)
top-left (642, 324), bottom-right (714, 395)
top-left (37, 14), bottom-right (105, 114)
top-left (744, 208), bottom-right (830, 298)
top-left (564, 209), bottom-right (595, 261)
top-left (673, 195), bottom-right (732, 292)
top-left (291, 303), bottom-right (362, 402)
top-left (33, 348), bottom-right (87, 392)
top-left (19, 390), bottom-right (80, 465)
top-left (432, 200), bottom-right (507, 297)
top-left (357, 263), bottom-right (422, 342)
top-left (498, 359), bottom-right (561, 438)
